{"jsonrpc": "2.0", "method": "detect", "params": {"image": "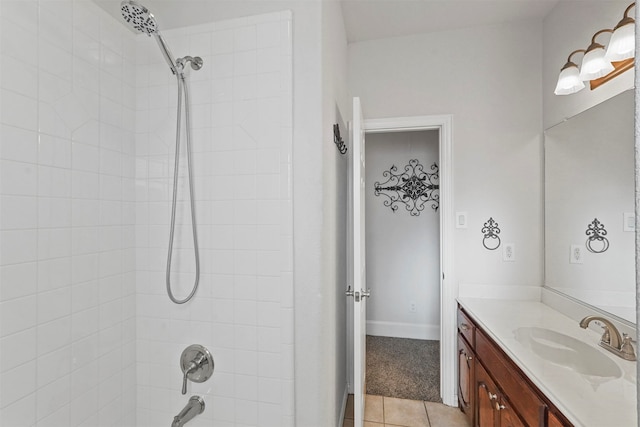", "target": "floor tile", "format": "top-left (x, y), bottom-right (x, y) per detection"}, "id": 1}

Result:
top-left (365, 395), bottom-right (384, 423)
top-left (346, 394), bottom-right (354, 420)
top-left (364, 423), bottom-right (384, 427)
top-left (383, 397), bottom-right (430, 427)
top-left (425, 402), bottom-right (470, 427)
